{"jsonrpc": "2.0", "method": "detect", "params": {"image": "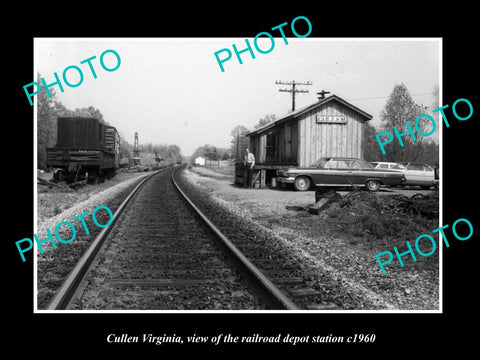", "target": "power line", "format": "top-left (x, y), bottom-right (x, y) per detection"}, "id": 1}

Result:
top-left (275, 80), bottom-right (312, 111)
